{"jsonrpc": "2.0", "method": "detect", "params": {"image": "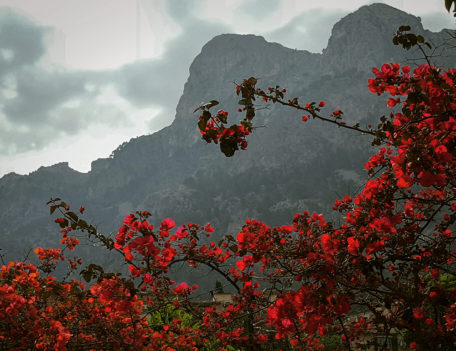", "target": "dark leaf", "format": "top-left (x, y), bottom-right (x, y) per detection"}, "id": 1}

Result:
top-left (202, 110), bottom-right (211, 122)
top-left (198, 119), bottom-right (207, 131)
top-left (78, 219), bottom-right (89, 230)
top-left (398, 25), bottom-right (411, 31)
top-left (67, 212), bottom-right (78, 222)
top-left (82, 270), bottom-right (93, 283)
top-left (59, 219), bottom-right (69, 228)
top-left (225, 234), bottom-right (235, 242)
top-left (246, 107), bottom-right (255, 120)
top-left (217, 112), bottom-right (227, 124)
top-left (207, 100), bottom-right (219, 109)
top-left (193, 100), bottom-right (219, 113)
top-left (220, 141), bottom-right (235, 157)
